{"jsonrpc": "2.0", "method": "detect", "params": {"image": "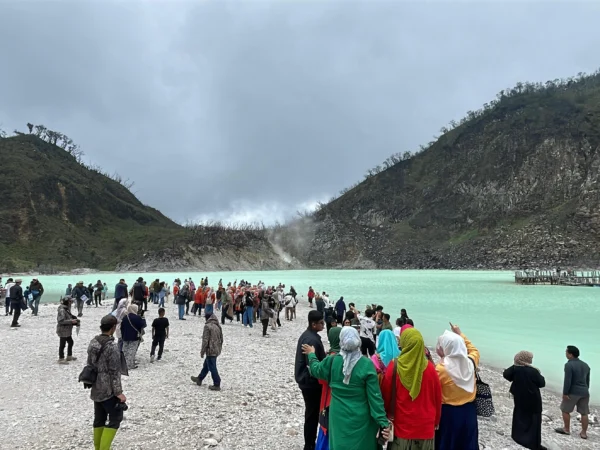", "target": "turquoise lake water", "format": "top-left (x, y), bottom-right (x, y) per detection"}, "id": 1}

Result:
top-left (13, 269), bottom-right (598, 396)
